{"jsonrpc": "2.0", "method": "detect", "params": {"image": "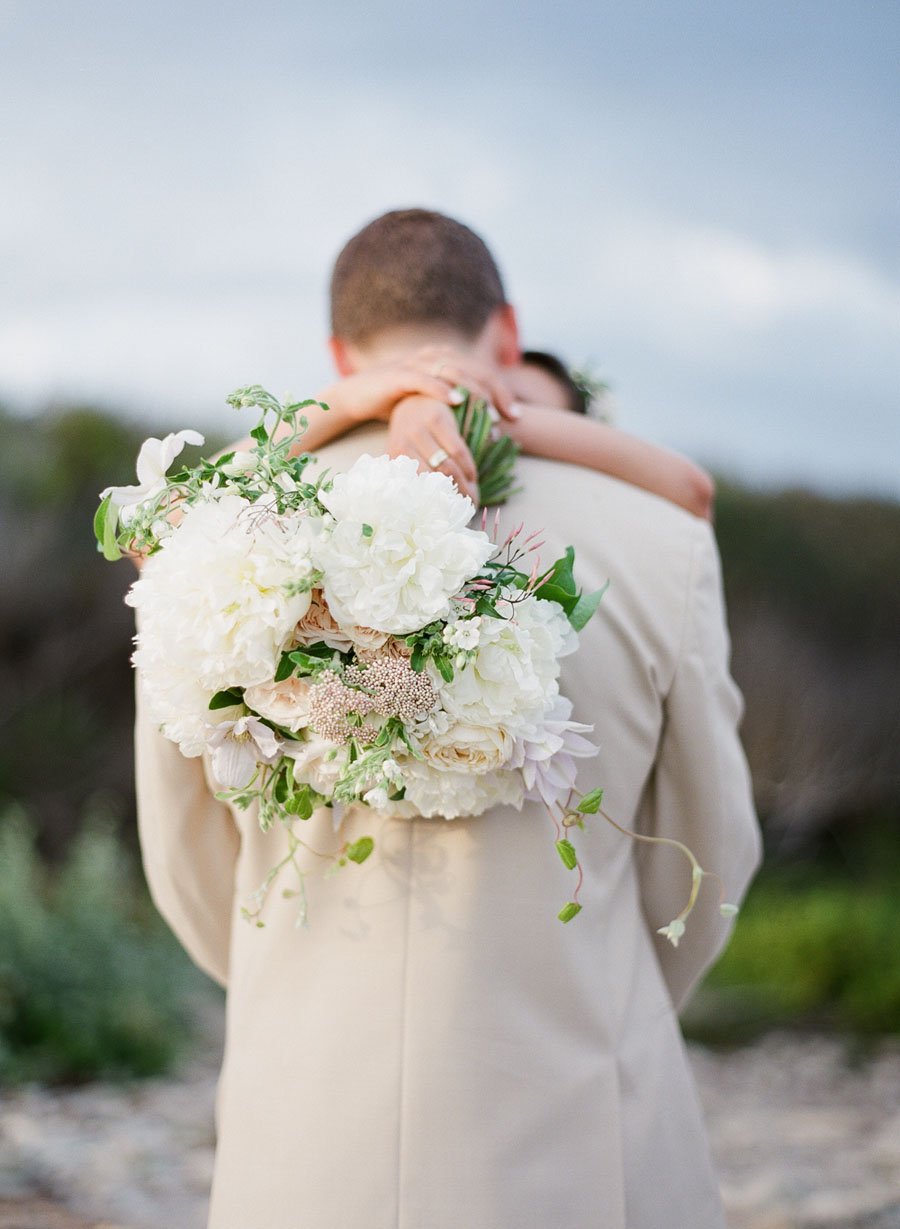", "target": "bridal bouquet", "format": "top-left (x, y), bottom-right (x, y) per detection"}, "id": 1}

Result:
top-left (96, 386), bottom-right (734, 937)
